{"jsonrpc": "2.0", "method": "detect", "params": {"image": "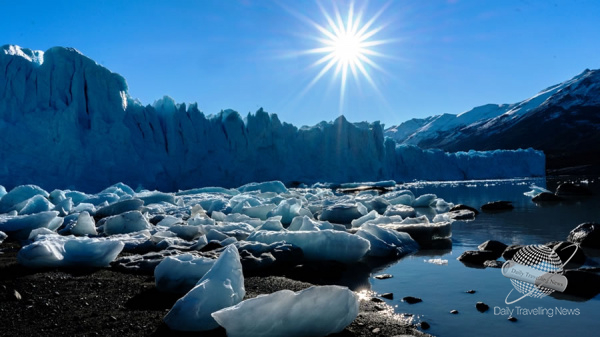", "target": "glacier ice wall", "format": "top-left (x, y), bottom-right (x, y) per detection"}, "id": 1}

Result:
top-left (0, 45), bottom-right (545, 192)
